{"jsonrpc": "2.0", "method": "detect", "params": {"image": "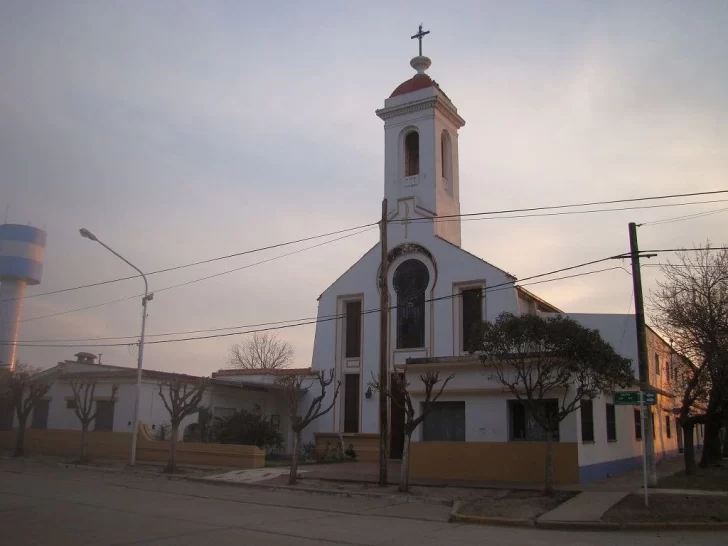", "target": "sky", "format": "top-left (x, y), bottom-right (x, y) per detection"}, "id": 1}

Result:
top-left (1, 1), bottom-right (727, 376)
